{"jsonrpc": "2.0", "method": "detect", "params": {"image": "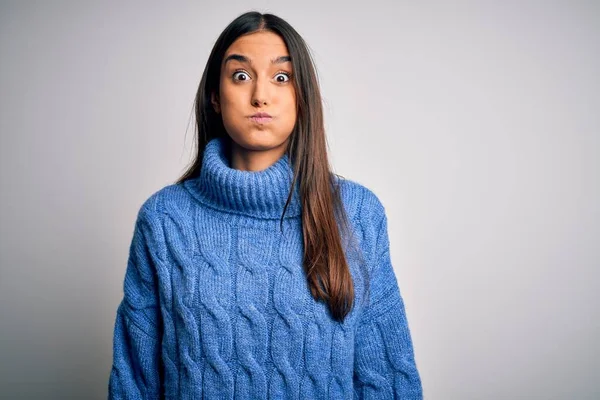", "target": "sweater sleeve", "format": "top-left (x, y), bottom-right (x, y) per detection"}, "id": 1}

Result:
top-left (353, 193), bottom-right (423, 399)
top-left (108, 203), bottom-right (163, 399)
